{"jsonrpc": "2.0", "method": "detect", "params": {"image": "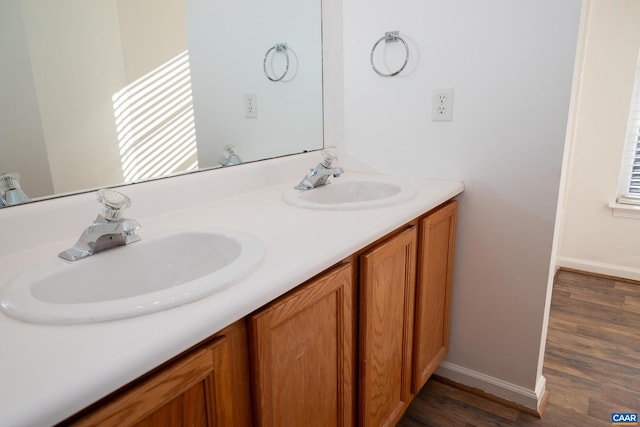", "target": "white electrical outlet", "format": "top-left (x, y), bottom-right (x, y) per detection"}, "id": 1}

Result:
top-left (244, 93), bottom-right (257, 118)
top-left (432, 88), bottom-right (454, 121)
